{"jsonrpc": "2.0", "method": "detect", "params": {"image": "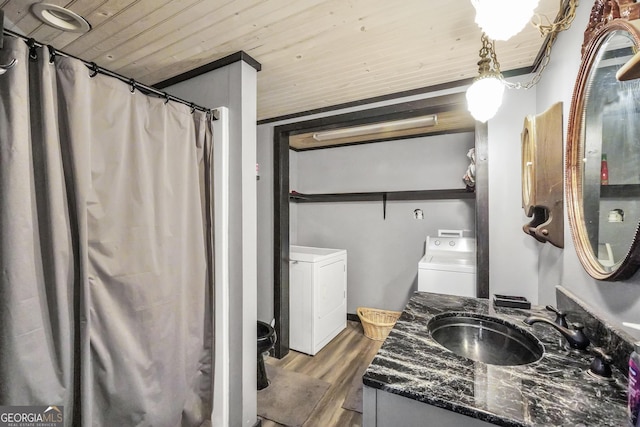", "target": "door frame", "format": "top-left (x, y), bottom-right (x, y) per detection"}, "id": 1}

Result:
top-left (272, 92), bottom-right (489, 358)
